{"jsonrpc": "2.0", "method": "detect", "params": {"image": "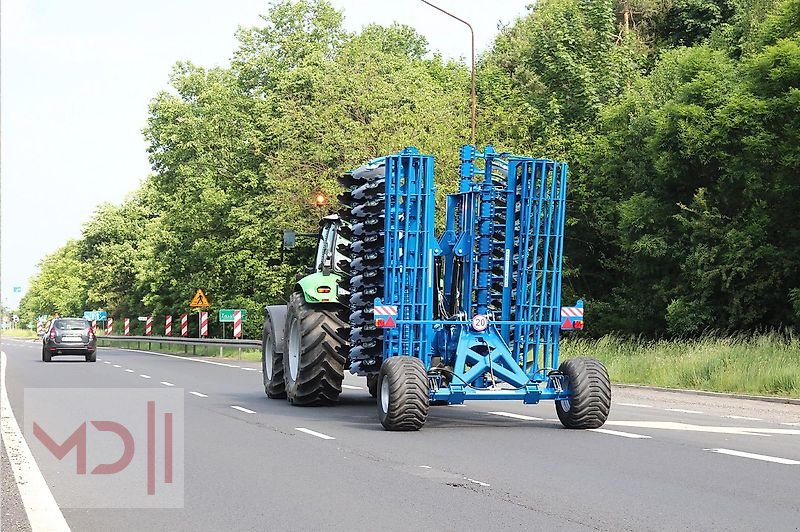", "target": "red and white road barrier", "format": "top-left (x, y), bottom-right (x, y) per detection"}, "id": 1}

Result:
top-left (124, 318), bottom-right (130, 336)
top-left (106, 317), bottom-right (113, 335)
top-left (200, 311), bottom-right (208, 337)
top-left (146, 315), bottom-right (153, 336)
top-left (181, 313), bottom-right (188, 337)
top-left (165, 315), bottom-right (172, 336)
top-left (92, 320), bottom-right (97, 330)
top-left (233, 310), bottom-right (242, 339)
